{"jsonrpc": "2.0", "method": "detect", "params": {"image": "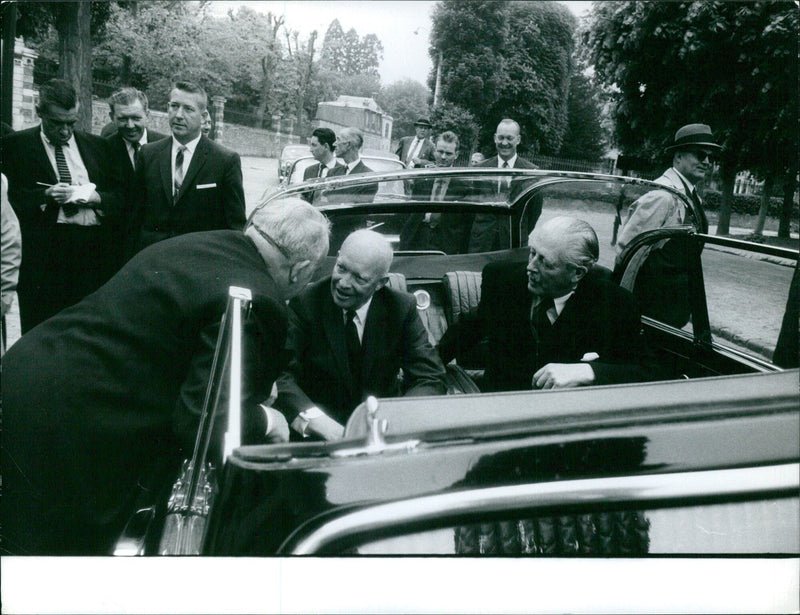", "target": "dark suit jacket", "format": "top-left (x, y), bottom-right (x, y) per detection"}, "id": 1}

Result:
top-left (395, 136), bottom-right (435, 167)
top-left (0, 126), bottom-right (124, 330)
top-left (106, 130), bottom-right (169, 267)
top-left (439, 261), bottom-right (658, 392)
top-left (327, 159), bottom-right (379, 203)
top-left (399, 176), bottom-right (476, 254)
top-left (131, 135), bottom-right (246, 253)
top-left (1, 230), bottom-right (289, 555)
top-left (275, 277), bottom-right (446, 426)
top-left (469, 155), bottom-right (538, 253)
